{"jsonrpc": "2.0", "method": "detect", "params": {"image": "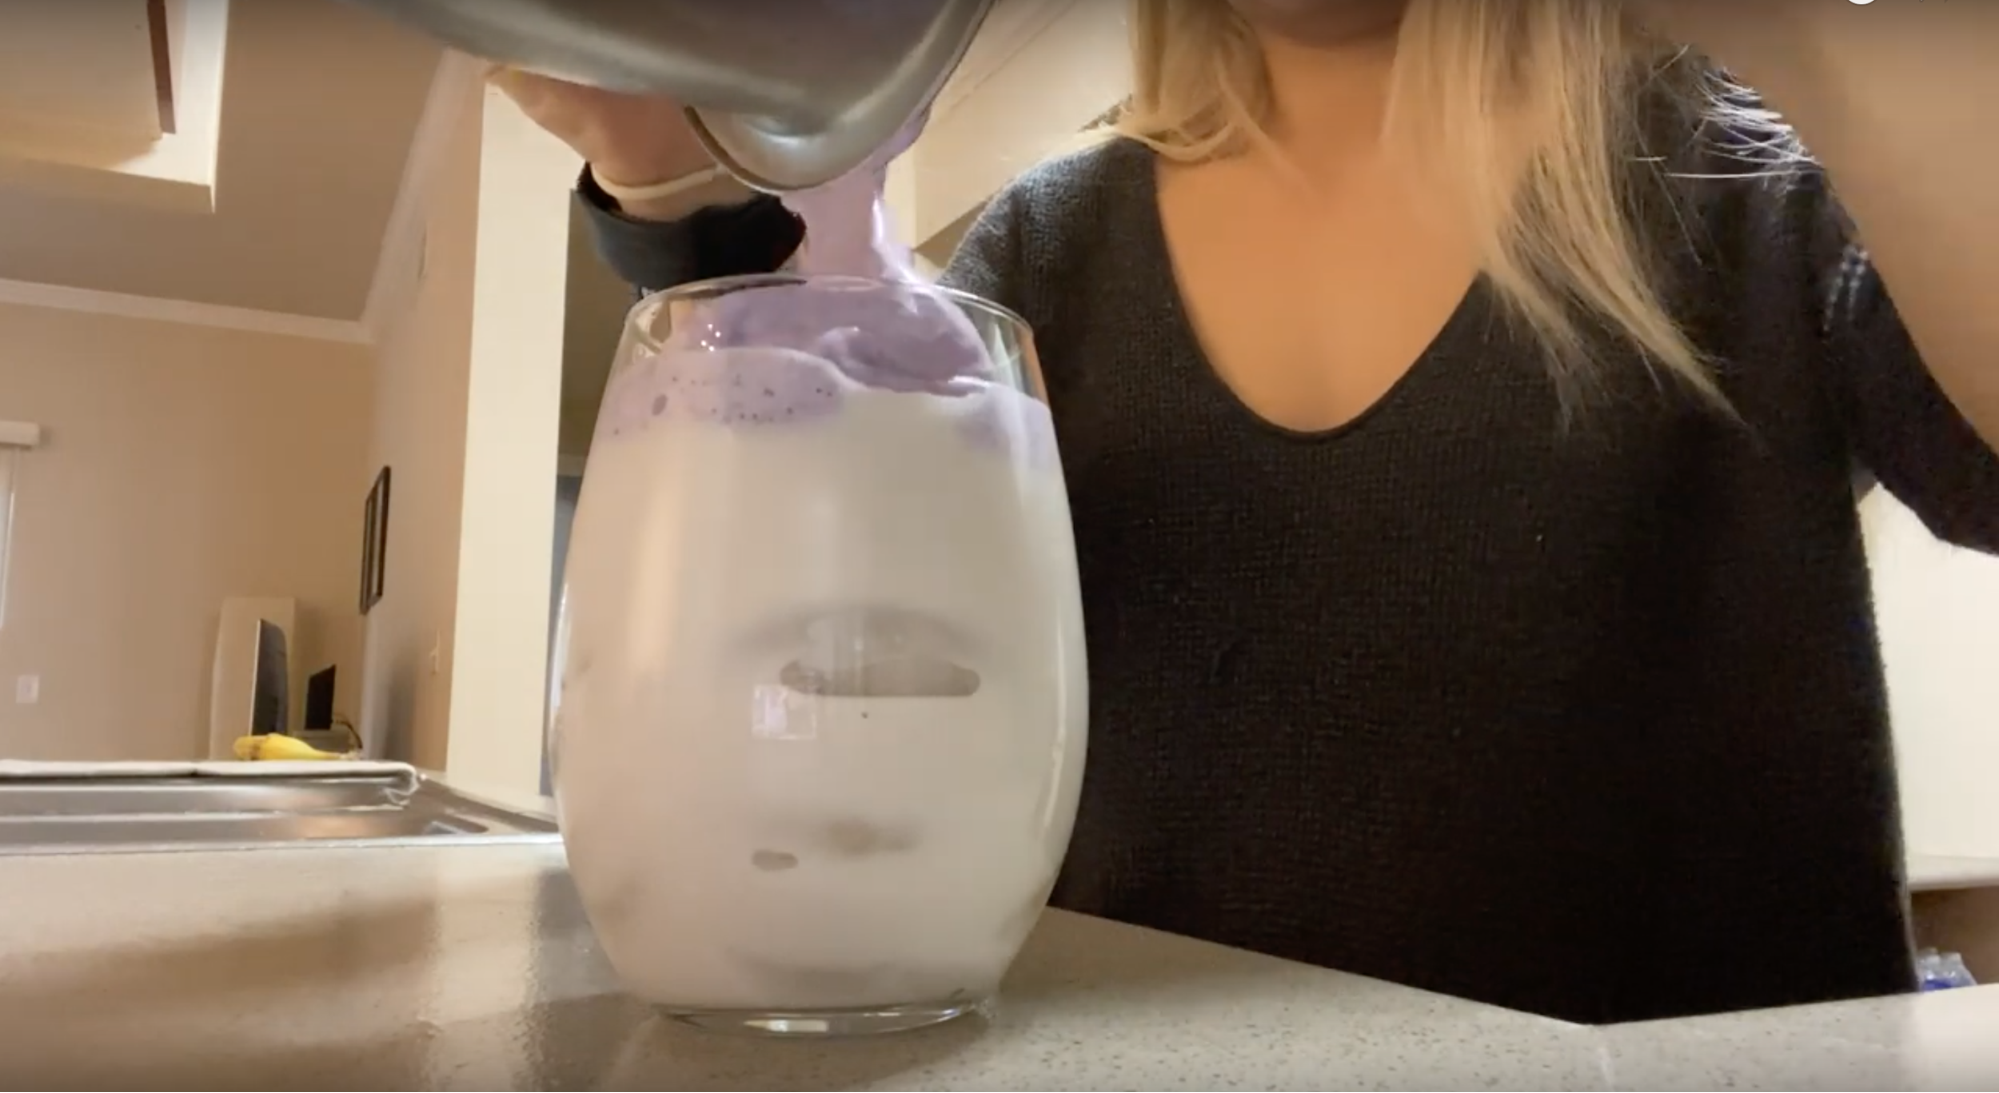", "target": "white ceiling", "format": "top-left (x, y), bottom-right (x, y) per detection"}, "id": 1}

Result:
top-left (0, 0), bottom-right (439, 326)
top-left (0, 3), bottom-right (162, 145)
